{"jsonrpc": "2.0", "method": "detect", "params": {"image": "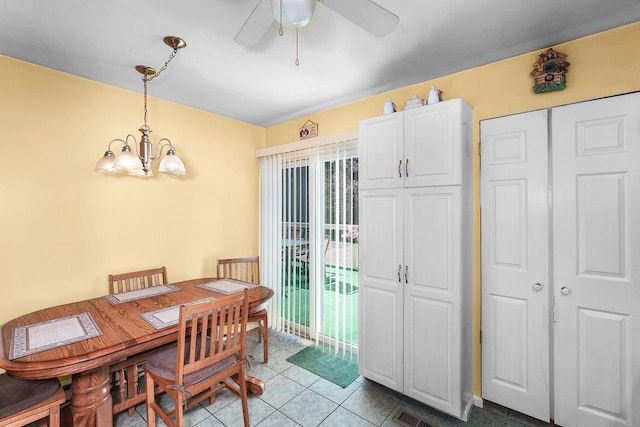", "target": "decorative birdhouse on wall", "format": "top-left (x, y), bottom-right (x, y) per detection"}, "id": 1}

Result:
top-left (531, 48), bottom-right (570, 93)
